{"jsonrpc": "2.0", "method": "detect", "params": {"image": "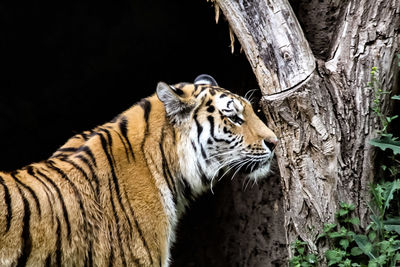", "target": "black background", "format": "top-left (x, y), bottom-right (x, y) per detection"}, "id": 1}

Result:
top-left (1, 0), bottom-right (258, 171)
top-left (0, 1), bottom-right (288, 265)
